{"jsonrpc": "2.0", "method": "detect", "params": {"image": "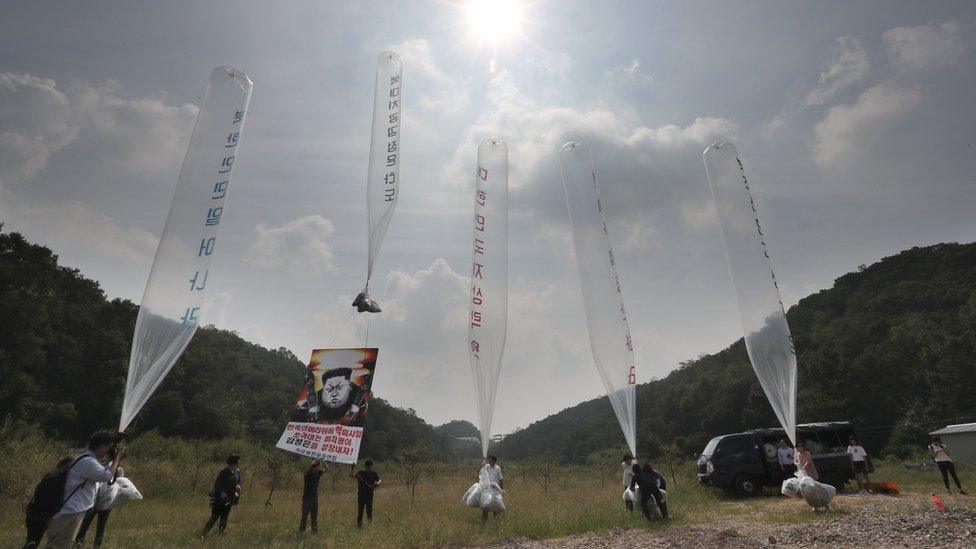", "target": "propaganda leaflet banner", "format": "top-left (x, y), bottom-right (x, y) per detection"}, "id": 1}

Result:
top-left (276, 348), bottom-right (378, 464)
